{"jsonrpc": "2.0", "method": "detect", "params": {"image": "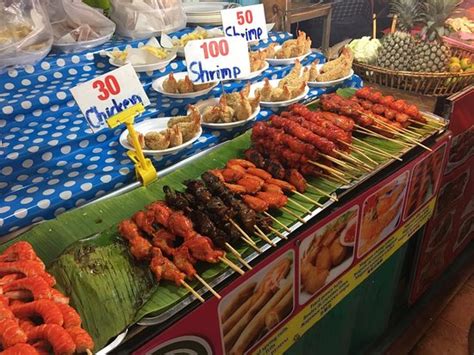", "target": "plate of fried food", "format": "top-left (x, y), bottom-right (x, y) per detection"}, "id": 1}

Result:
top-left (250, 63), bottom-right (309, 107)
top-left (119, 106), bottom-right (202, 156)
top-left (195, 84), bottom-right (261, 129)
top-left (236, 50), bottom-right (270, 80)
top-left (306, 48), bottom-right (354, 87)
top-left (152, 72), bottom-right (218, 98)
top-left (161, 27), bottom-right (223, 57)
top-left (263, 31), bottom-right (312, 66)
top-left (107, 38), bottom-right (177, 73)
